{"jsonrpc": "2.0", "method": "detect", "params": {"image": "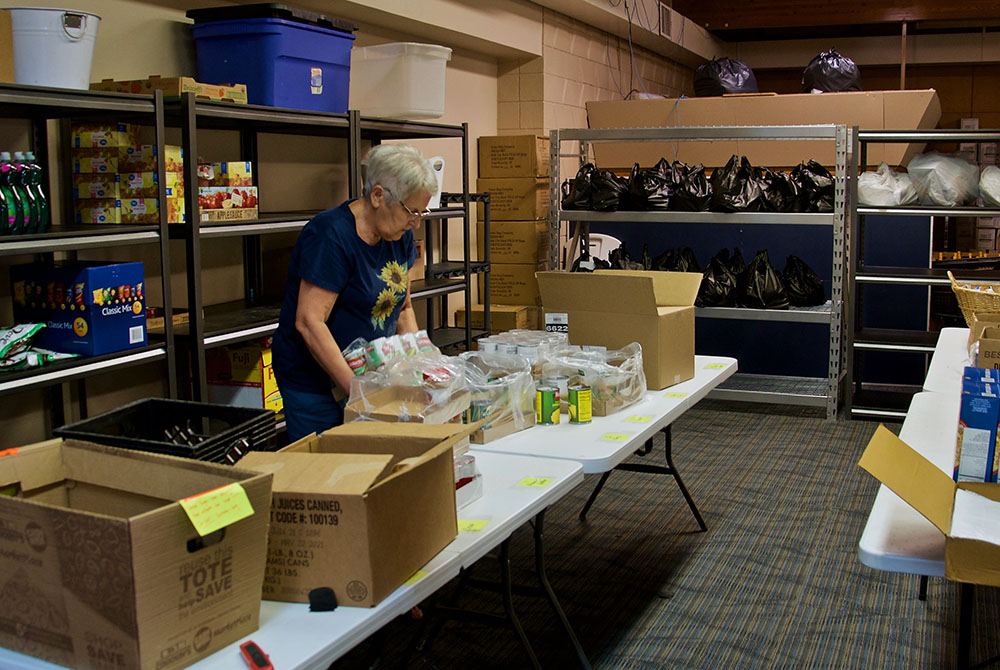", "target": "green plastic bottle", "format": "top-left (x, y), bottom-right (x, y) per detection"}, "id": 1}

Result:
top-left (23, 152), bottom-right (48, 233)
top-left (0, 153), bottom-right (23, 235)
top-left (12, 152), bottom-right (38, 234)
